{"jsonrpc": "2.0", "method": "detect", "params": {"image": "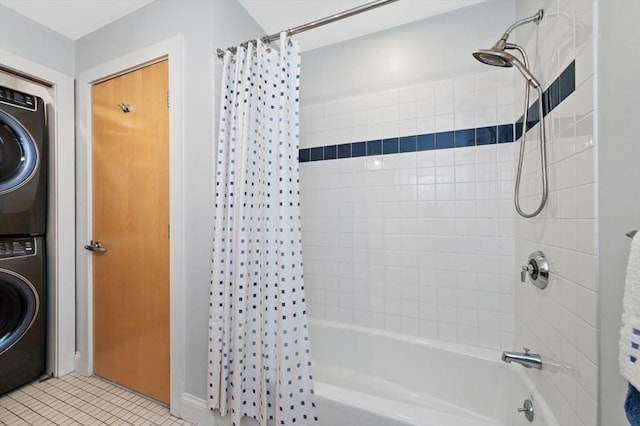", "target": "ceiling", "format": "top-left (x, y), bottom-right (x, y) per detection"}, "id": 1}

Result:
top-left (0, 0), bottom-right (486, 49)
top-left (0, 0), bottom-right (154, 40)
